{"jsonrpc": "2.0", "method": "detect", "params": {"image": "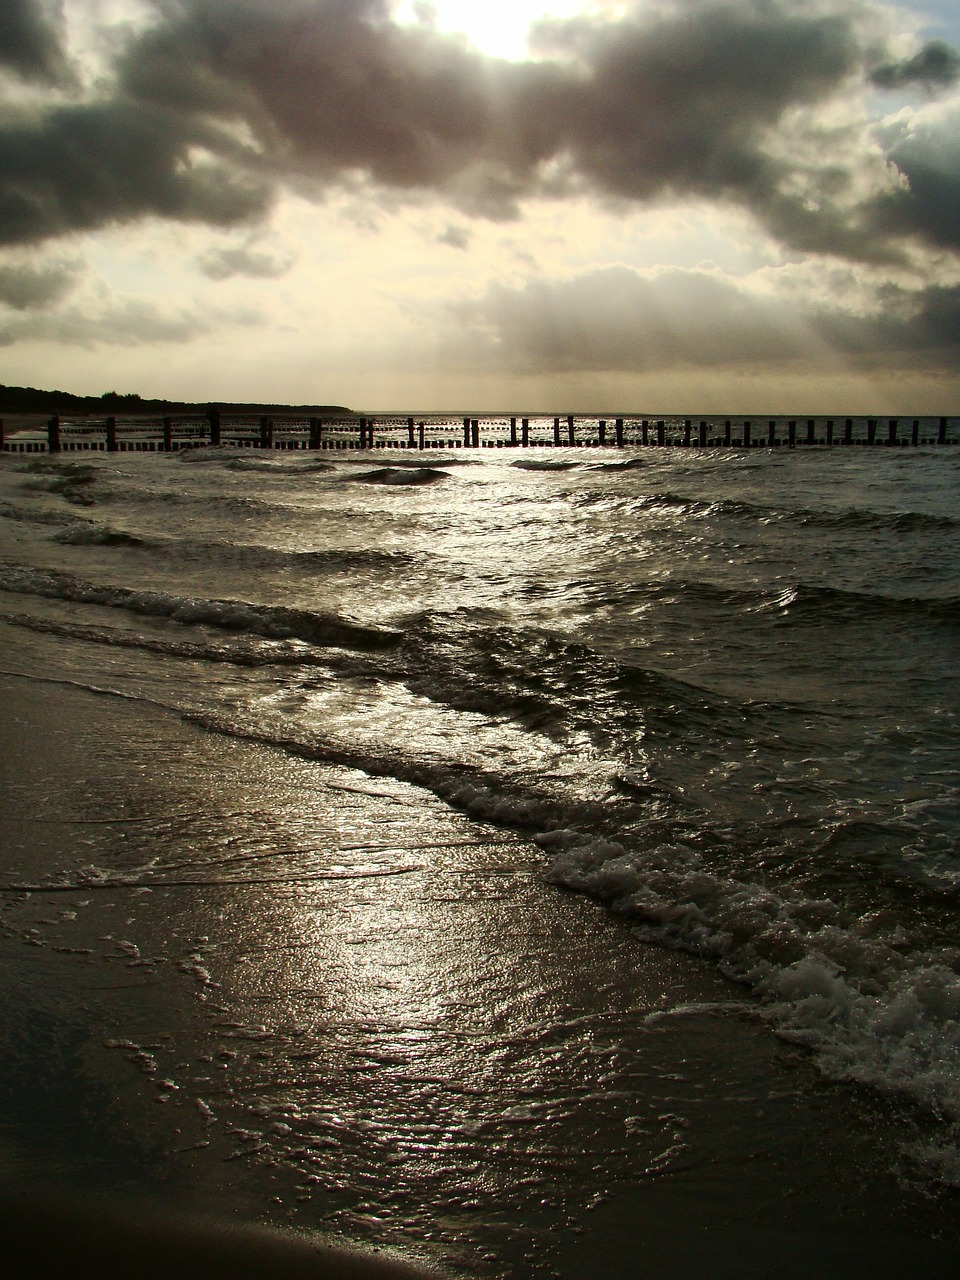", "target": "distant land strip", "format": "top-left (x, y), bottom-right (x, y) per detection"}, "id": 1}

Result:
top-left (0, 384), bottom-right (351, 417)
